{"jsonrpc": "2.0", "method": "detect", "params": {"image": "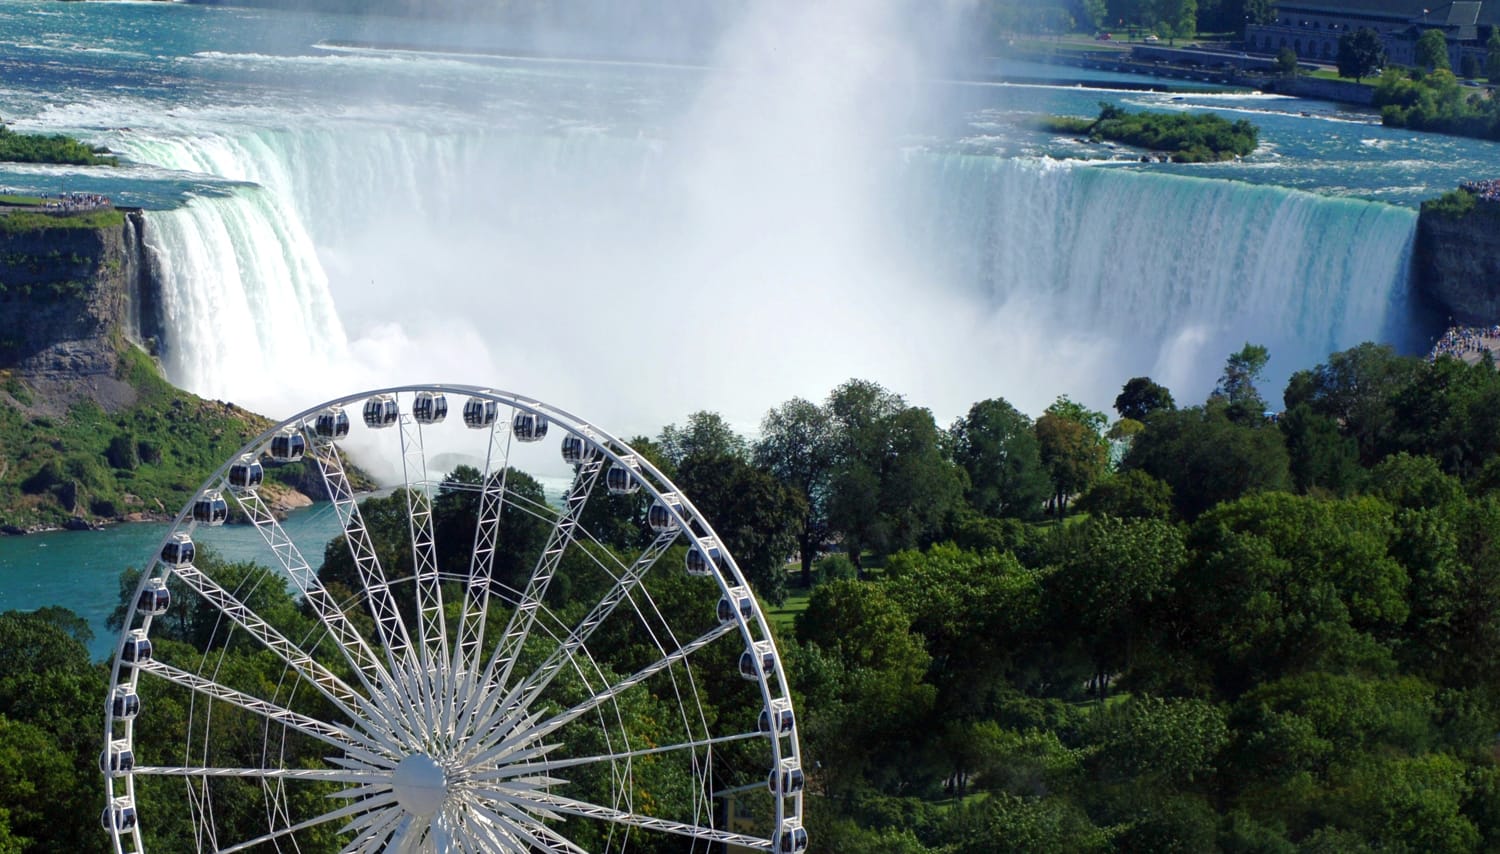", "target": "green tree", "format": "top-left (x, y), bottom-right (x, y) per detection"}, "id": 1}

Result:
top-left (1034, 396), bottom-right (1109, 516)
top-left (823, 381), bottom-right (962, 567)
top-left (795, 581), bottom-right (936, 796)
top-left (657, 410), bottom-right (747, 467)
top-left (1276, 46), bottom-right (1299, 77)
top-left (949, 398), bottom-right (1050, 520)
top-left (1279, 405), bottom-right (1361, 495)
top-left (1488, 26), bottom-right (1500, 81)
top-left (1086, 695), bottom-right (1228, 786)
top-left (1214, 342), bottom-right (1271, 422)
top-left (1074, 469), bottom-right (1174, 519)
top-left (1337, 28), bottom-right (1385, 82)
top-left (1083, 0), bottom-right (1109, 30)
top-left (1123, 405), bottom-right (1290, 520)
top-left (1461, 53), bottom-right (1482, 80)
top-left (885, 545), bottom-right (1047, 729)
top-left (754, 396), bottom-right (836, 585)
top-left (1044, 516), bottom-right (1187, 697)
top-left (1417, 28), bottom-right (1452, 72)
top-left (1177, 493), bottom-right (1408, 698)
top-left (1114, 376), bottom-right (1175, 421)
top-left (1282, 342), bottom-right (1417, 465)
top-left (674, 452), bottom-right (804, 603)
